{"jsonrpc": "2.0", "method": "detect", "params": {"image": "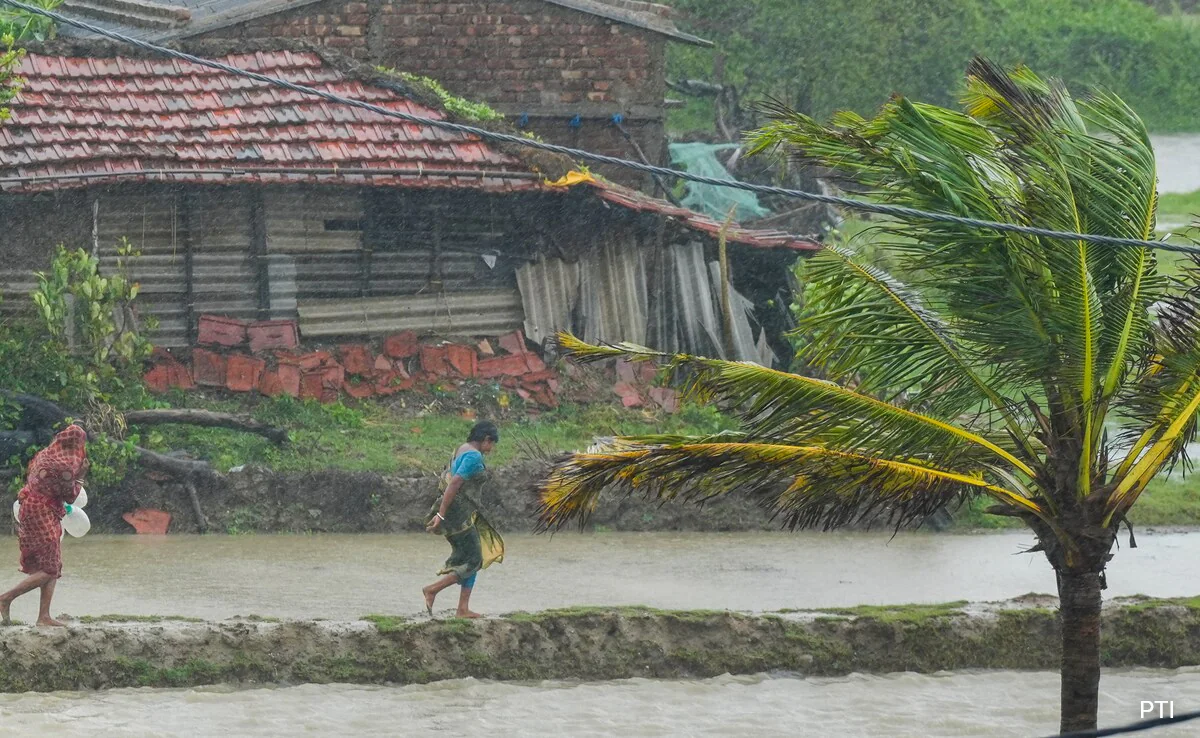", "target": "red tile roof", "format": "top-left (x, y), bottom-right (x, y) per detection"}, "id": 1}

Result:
top-left (587, 179), bottom-right (823, 252)
top-left (0, 49), bottom-right (538, 194)
top-left (0, 45), bottom-right (820, 252)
